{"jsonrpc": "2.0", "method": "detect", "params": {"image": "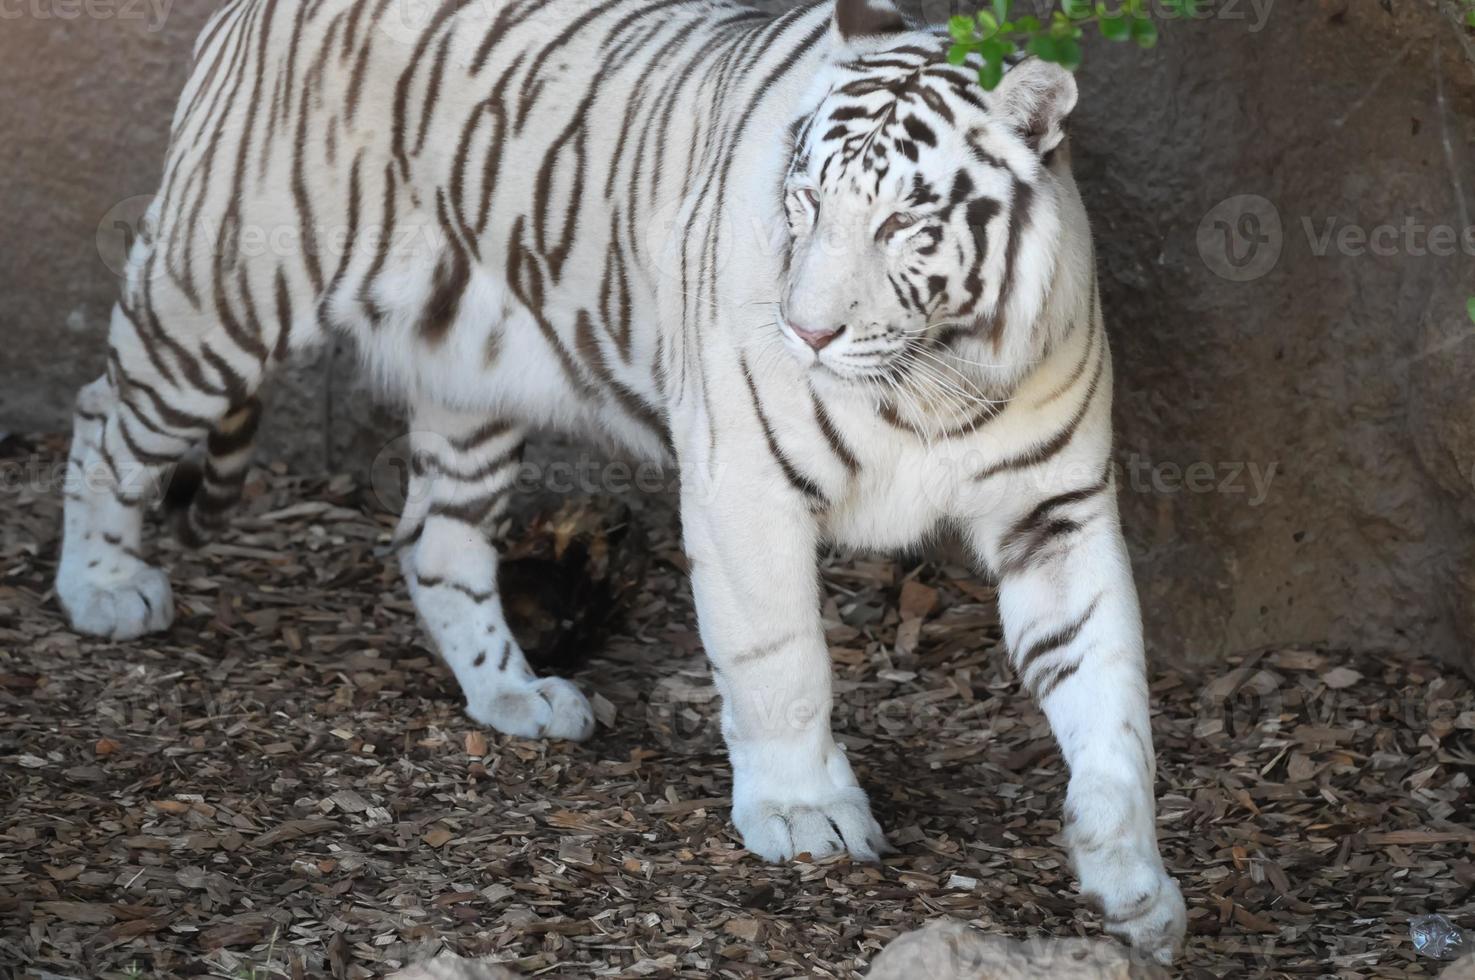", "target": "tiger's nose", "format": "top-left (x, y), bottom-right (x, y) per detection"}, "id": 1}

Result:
top-left (790, 322), bottom-right (845, 351)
